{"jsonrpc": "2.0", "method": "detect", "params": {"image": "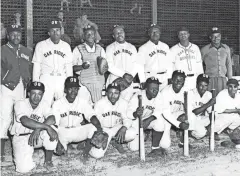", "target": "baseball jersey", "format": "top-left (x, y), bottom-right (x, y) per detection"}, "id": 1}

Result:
top-left (32, 38), bottom-right (73, 81)
top-left (215, 89), bottom-right (240, 113)
top-left (105, 41), bottom-right (137, 84)
top-left (94, 97), bottom-right (131, 128)
top-left (11, 98), bottom-right (52, 135)
top-left (189, 88), bottom-right (212, 115)
top-left (76, 83), bottom-right (93, 106)
top-left (72, 43), bottom-right (106, 75)
top-left (52, 96), bottom-right (95, 128)
top-left (171, 42), bottom-right (203, 75)
top-left (137, 40), bottom-right (173, 82)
